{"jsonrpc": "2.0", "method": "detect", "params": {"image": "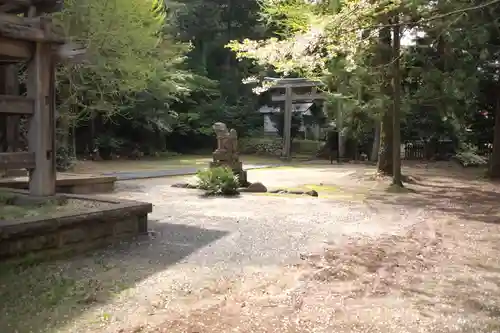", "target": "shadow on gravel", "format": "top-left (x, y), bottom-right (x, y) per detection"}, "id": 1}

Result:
top-left (365, 172), bottom-right (500, 225)
top-left (0, 222), bottom-right (228, 333)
